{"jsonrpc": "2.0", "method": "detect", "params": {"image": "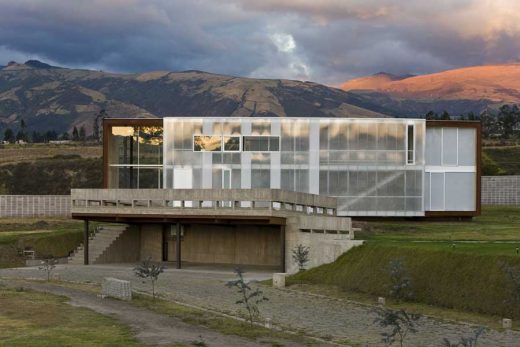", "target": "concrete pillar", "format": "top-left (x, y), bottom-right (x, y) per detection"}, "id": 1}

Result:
top-left (176, 223), bottom-right (181, 269)
top-left (280, 225), bottom-right (286, 272)
top-left (83, 220), bottom-right (89, 265)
